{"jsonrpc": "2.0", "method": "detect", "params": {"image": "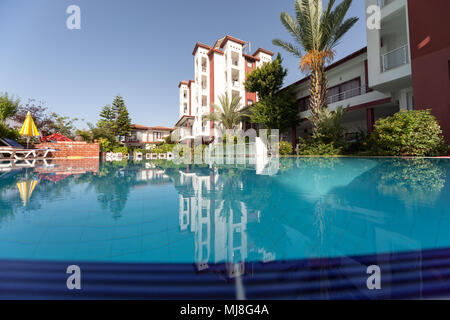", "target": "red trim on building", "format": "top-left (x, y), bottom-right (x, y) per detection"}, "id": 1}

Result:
top-left (192, 43), bottom-right (211, 56)
top-left (366, 108), bottom-right (375, 133)
top-left (178, 81), bottom-right (189, 88)
top-left (292, 127), bottom-right (297, 150)
top-left (346, 98), bottom-right (392, 112)
top-left (218, 35), bottom-right (246, 49)
top-left (208, 48), bottom-right (224, 55)
top-left (284, 47), bottom-right (368, 91)
top-left (188, 81), bottom-right (194, 115)
top-left (299, 98), bottom-right (392, 121)
top-left (243, 53), bottom-right (260, 61)
top-left (150, 126), bottom-right (174, 131)
top-left (363, 59), bottom-right (372, 92)
top-left (253, 48), bottom-right (275, 57)
top-left (174, 115), bottom-right (195, 128)
top-left (245, 60), bottom-right (257, 106)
